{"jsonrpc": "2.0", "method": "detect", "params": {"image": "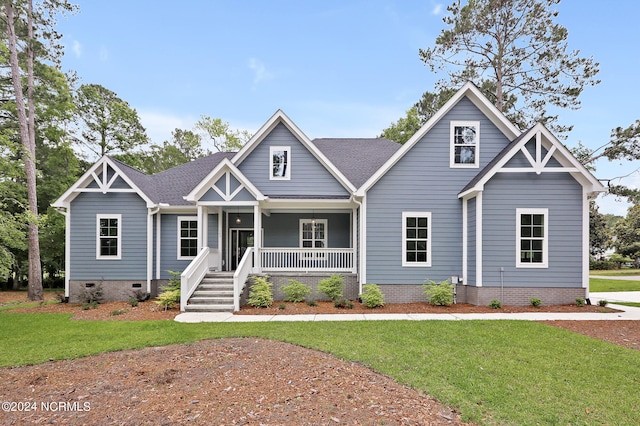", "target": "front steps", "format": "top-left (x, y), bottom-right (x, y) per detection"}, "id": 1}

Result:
top-left (185, 272), bottom-right (235, 312)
